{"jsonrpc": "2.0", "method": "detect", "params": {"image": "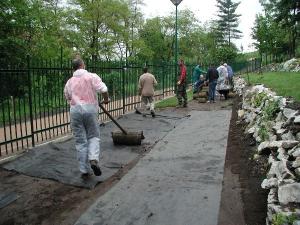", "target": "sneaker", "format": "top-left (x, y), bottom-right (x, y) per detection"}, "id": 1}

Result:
top-left (207, 100), bottom-right (211, 103)
top-left (151, 111), bottom-right (156, 117)
top-left (90, 160), bottom-right (102, 176)
top-left (81, 173), bottom-right (90, 180)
